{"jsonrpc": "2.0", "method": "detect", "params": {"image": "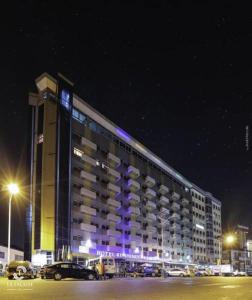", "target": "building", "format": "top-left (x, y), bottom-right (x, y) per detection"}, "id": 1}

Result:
top-left (0, 245), bottom-right (24, 270)
top-left (222, 225), bottom-right (250, 271)
top-left (26, 72), bottom-right (222, 266)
